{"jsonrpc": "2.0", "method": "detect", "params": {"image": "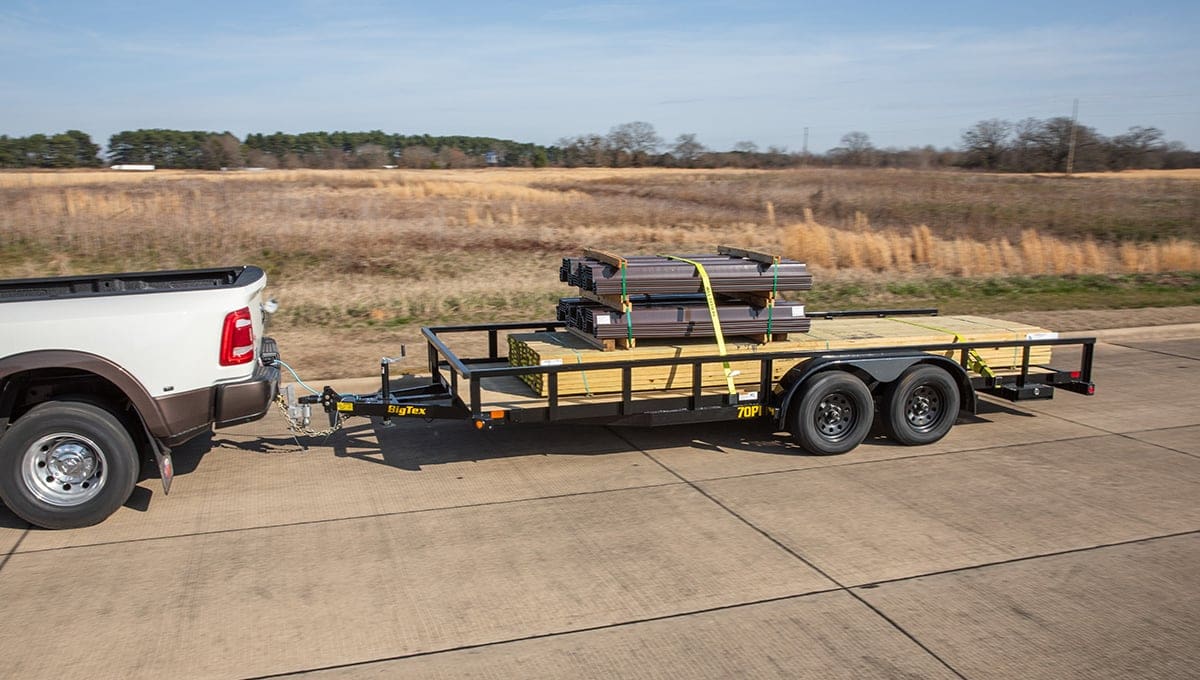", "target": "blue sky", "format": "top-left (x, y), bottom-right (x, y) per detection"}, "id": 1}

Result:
top-left (2, 1), bottom-right (1198, 153)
